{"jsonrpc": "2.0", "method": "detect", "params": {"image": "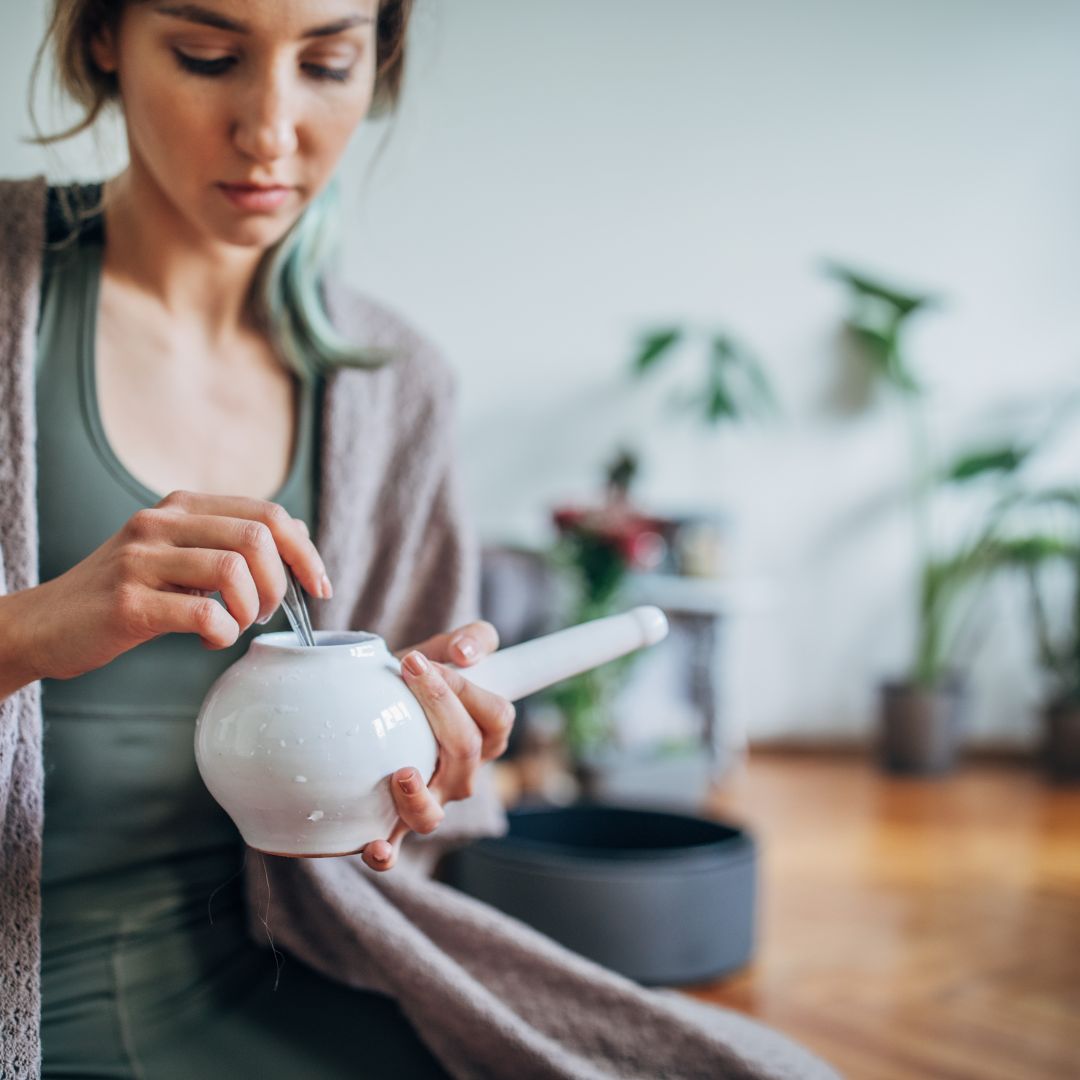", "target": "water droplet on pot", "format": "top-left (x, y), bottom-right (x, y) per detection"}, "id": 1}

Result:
top-left (306, 810), bottom-right (324, 822)
top-left (294, 774), bottom-right (307, 783)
